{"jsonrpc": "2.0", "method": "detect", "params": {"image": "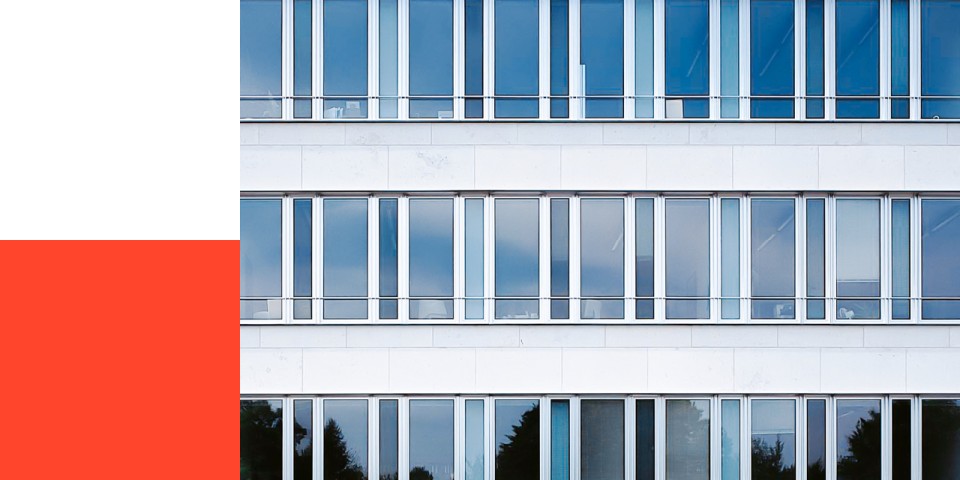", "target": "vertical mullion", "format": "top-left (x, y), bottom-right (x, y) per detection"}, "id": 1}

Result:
top-left (541, 0), bottom-right (552, 119)
top-left (369, 398), bottom-right (380, 480)
top-left (399, 399), bottom-right (409, 480)
top-left (570, 196), bottom-right (582, 321)
top-left (454, 196), bottom-right (463, 322)
top-left (399, 0), bottom-right (410, 119)
top-left (398, 196), bottom-right (410, 322)
top-left (880, 0), bottom-right (892, 119)
top-left (370, 0), bottom-right (381, 119)
top-left (283, 196), bottom-right (293, 323)
top-left (798, 0), bottom-right (807, 119)
top-left (653, 196), bottom-right (665, 323)
top-left (314, 0), bottom-right (322, 119)
top-left (826, 196), bottom-right (837, 322)
top-left (744, 197), bottom-right (753, 322)
top-left (739, 0), bottom-right (749, 118)
top-left (370, 197), bottom-right (380, 322)
top-left (625, 197), bottom-right (637, 321)
top-left (313, 196), bottom-right (321, 323)
top-left (317, 198), bottom-right (325, 322)
top-left (283, 0), bottom-right (294, 119)
top-left (540, 196), bottom-right (551, 320)
top-left (454, 0), bottom-right (464, 120)
top-left (911, 195), bottom-right (920, 323)
top-left (881, 196), bottom-right (891, 323)
top-left (653, 0), bottom-right (665, 119)
top-left (484, 0), bottom-right (494, 119)
top-left (709, 0), bottom-right (721, 119)
top-left (569, 0), bottom-right (582, 119)
top-left (825, 0), bottom-right (836, 119)
top-left (710, 196), bottom-right (720, 322)
top-left (485, 196), bottom-right (493, 323)
top-left (796, 196), bottom-right (806, 322)
top-left (624, 0), bottom-right (637, 119)
top-left (909, 0), bottom-right (919, 120)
